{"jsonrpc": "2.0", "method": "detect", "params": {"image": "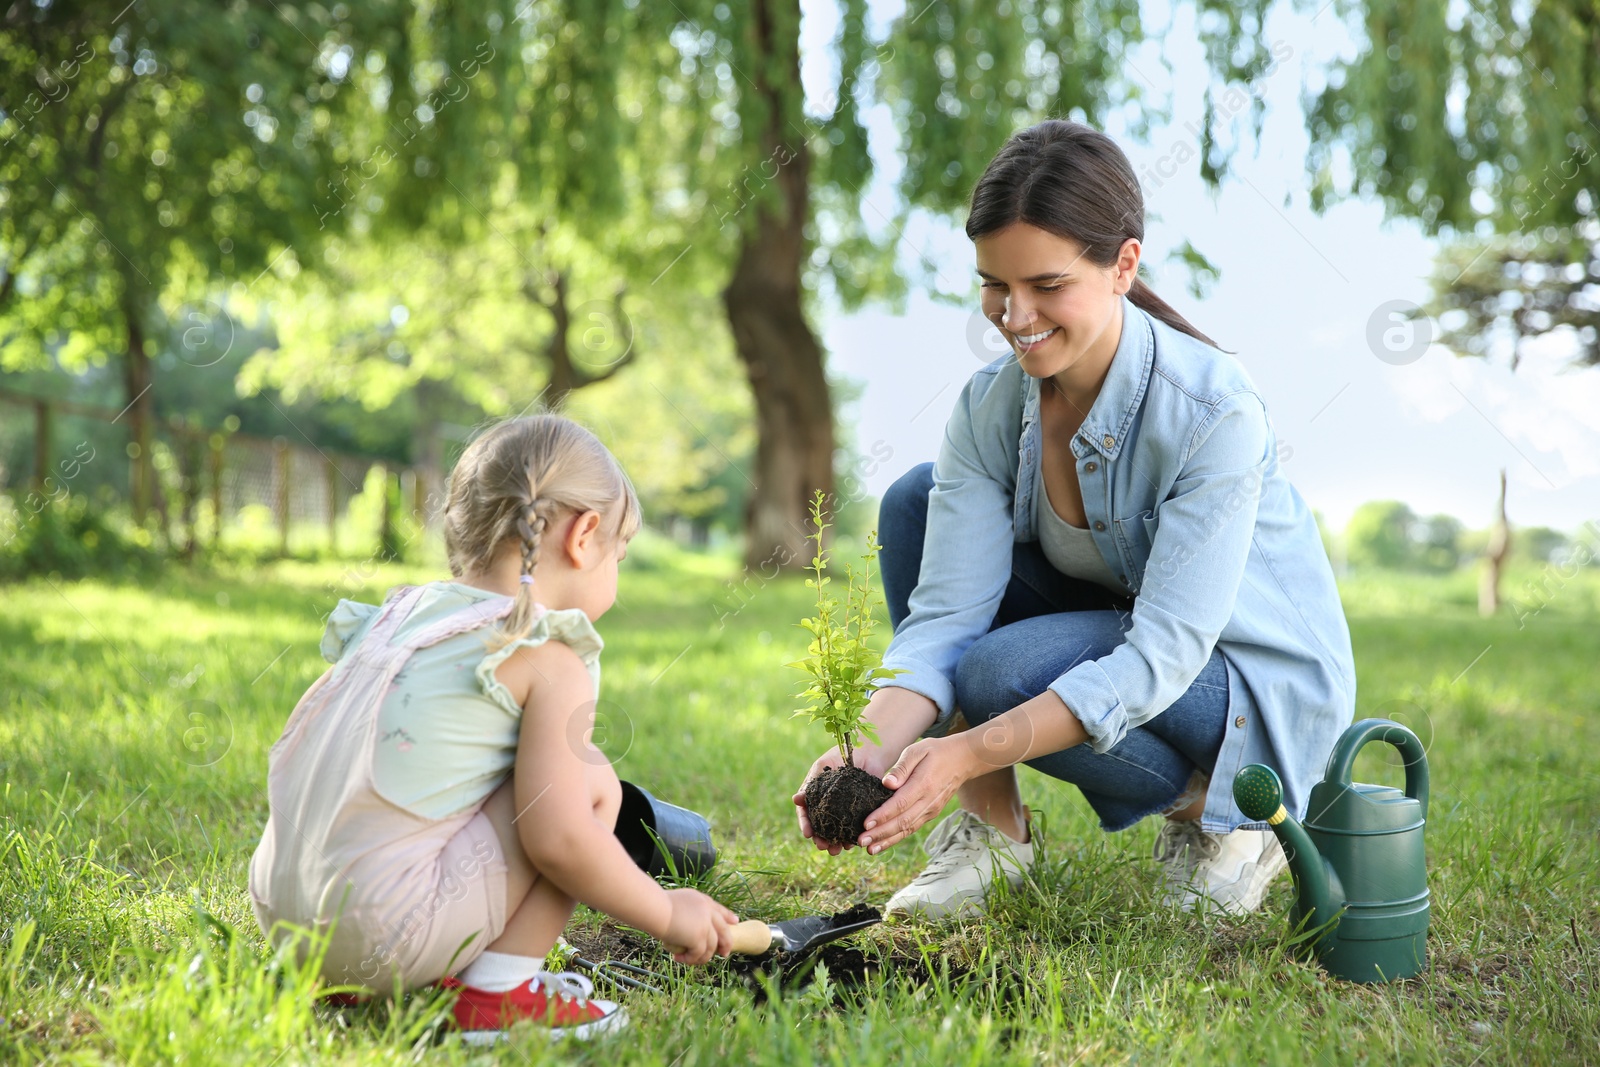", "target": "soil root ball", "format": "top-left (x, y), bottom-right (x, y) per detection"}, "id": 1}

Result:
top-left (804, 764), bottom-right (894, 848)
